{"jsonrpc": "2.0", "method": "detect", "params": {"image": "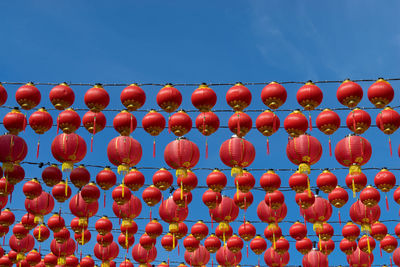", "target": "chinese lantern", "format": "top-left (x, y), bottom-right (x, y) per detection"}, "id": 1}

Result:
top-left (29, 107), bottom-right (53, 157)
top-left (161, 233), bottom-right (175, 252)
top-left (4, 163), bottom-right (24, 185)
top-left (33, 224), bottom-right (50, 242)
top-left (169, 110), bottom-right (192, 136)
top-left (336, 79), bottom-right (363, 108)
top-left (0, 83), bottom-right (7, 107)
top-left (184, 245), bottom-right (210, 267)
top-left (69, 165), bottom-right (90, 189)
top-left (206, 169), bottom-right (227, 192)
top-left (315, 109), bottom-right (340, 155)
top-left (94, 242), bottom-right (119, 265)
top-left (13, 223), bottom-right (29, 239)
top-left (82, 111), bottom-right (106, 151)
top-left (302, 249), bottom-right (328, 267)
top-left (191, 84), bottom-right (217, 111)
top-left (318, 239), bottom-right (335, 255)
top-left (164, 137), bottom-right (200, 177)
top-left (234, 190), bottom-right (253, 210)
top-left (376, 107), bottom-right (400, 156)
top-left (81, 182), bottom-right (101, 203)
top-left (216, 246), bottom-right (242, 267)
top-left (132, 244), bottom-right (157, 265)
top-left (250, 235), bottom-right (267, 256)
top-left (360, 186), bottom-right (380, 207)
top-left (159, 197), bottom-right (188, 235)
top-left (295, 190), bottom-right (315, 209)
top-left (53, 227), bottom-right (70, 243)
top-left (358, 235), bottom-right (375, 254)
top-left (238, 221), bottom-right (256, 242)
top-left (204, 234), bottom-right (221, 253)
top-left (120, 83), bottom-right (146, 111)
top-left (0, 178), bottom-right (14, 197)
top-left (374, 168), bottom-right (396, 210)
top-left (112, 184), bottom-right (131, 205)
top-left (57, 108), bottom-right (81, 134)
top-left (22, 178), bottom-right (42, 199)
top-left (145, 220), bottom-right (163, 239)
top-left (176, 222), bottom-right (188, 239)
top-left (69, 192), bottom-right (99, 219)
top-left (228, 111), bottom-right (252, 137)
top-left (284, 110), bottom-right (308, 137)
top-left (51, 133), bottom-right (87, 172)
top-left (107, 136), bottom-right (142, 174)
top-left (152, 168), bottom-right (173, 191)
top-left (9, 234), bottom-right (34, 258)
top-left (286, 134), bottom-right (322, 174)
top-left (219, 136), bottom-right (255, 177)
top-left (261, 82), bottom-right (287, 109)
top-left (113, 110), bottom-right (136, 136)
top-left (234, 170), bottom-right (255, 193)
top-left (0, 134), bottom-right (28, 171)
top-left (176, 169), bottom-right (198, 192)
top-left (44, 253), bottom-right (58, 267)
top-left (260, 170), bottom-right (281, 193)
top-left (112, 195), bottom-right (142, 223)
top-left (328, 186), bottom-right (348, 224)
top-left (340, 238), bottom-right (357, 255)
top-left (368, 78), bottom-right (394, 108)
top-left (381, 234), bottom-right (398, 253)
top-left (300, 196), bottom-right (332, 231)
top-left (316, 170), bottom-right (337, 193)
top-left (289, 222), bottom-right (307, 241)
top-left (289, 172), bottom-right (309, 193)
top-left (296, 238), bottom-right (313, 255)
top-left (139, 233), bottom-right (156, 250)
top-left (202, 189), bottom-right (222, 209)
top-left (21, 213), bottom-right (37, 230)
top-left (346, 108), bottom-right (371, 134)
top-left (118, 233), bottom-right (135, 250)
top-left (49, 83), bottom-right (75, 110)
top-left (226, 234), bottom-right (244, 253)
top-left (256, 110), bottom-right (280, 154)
top-left (47, 213), bottom-right (65, 232)
top-left (123, 168), bottom-right (145, 191)
top-left (264, 247), bottom-right (289, 267)
top-left (184, 234), bottom-right (200, 252)
top-left (84, 84), bottom-right (109, 112)
top-left (257, 201), bottom-right (287, 224)
top-left (264, 225), bottom-right (282, 243)
top-left (297, 81), bottom-right (323, 130)
top-left (265, 190), bottom-right (285, 210)
top-left (195, 111), bottom-right (220, 136)
top-left (190, 221), bottom-right (208, 241)
top-left (3, 108), bottom-right (27, 135)
top-left (96, 167), bottom-right (116, 205)
top-left (315, 222), bottom-right (334, 241)
top-left (41, 165), bottom-right (62, 187)
top-left (349, 199), bottom-right (380, 232)
top-left (25, 191), bottom-right (54, 223)
top-left (226, 82), bottom-right (251, 111)
top-left (346, 172), bottom-right (368, 197)
top-left (142, 110), bottom-right (166, 157)
top-left (173, 188), bottom-right (192, 207)
top-left (95, 216), bottom-right (113, 235)
top-left (15, 82), bottom-right (41, 110)
top-left (342, 221), bottom-right (360, 241)
top-left (335, 135), bottom-right (372, 174)
top-left (0, 208), bottom-right (14, 227)
top-left (157, 84), bottom-right (182, 113)
top-left (142, 185), bottom-right (162, 208)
